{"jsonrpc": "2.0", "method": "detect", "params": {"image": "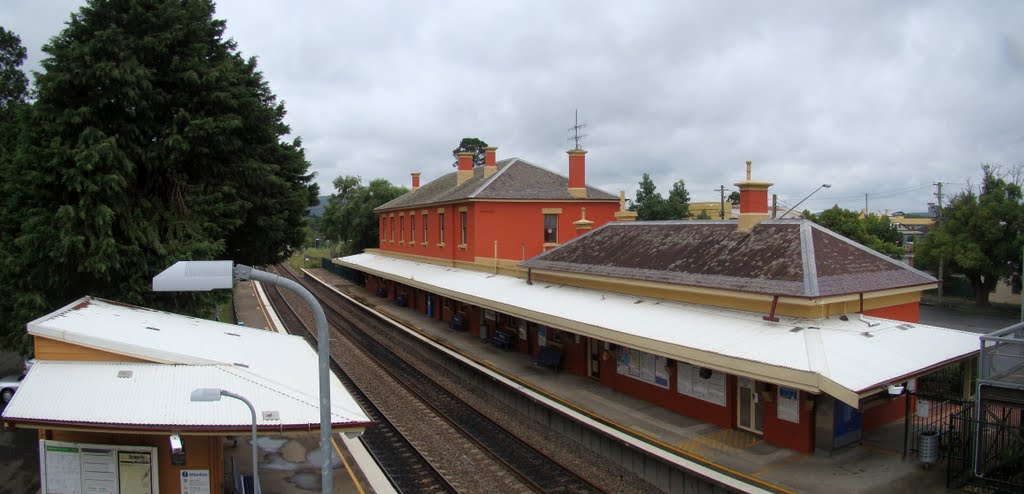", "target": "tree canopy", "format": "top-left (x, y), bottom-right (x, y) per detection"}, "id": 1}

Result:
top-left (916, 165), bottom-right (1024, 305)
top-left (628, 173), bottom-right (691, 220)
top-left (727, 191), bottom-right (741, 206)
top-left (801, 206), bottom-right (904, 259)
top-left (320, 176), bottom-right (408, 255)
top-left (0, 27), bottom-right (28, 113)
top-left (0, 0), bottom-right (318, 353)
top-left (452, 137), bottom-right (488, 168)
